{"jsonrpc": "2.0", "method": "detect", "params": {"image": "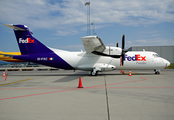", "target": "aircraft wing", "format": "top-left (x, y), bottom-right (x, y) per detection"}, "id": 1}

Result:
top-left (81, 36), bottom-right (106, 54)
